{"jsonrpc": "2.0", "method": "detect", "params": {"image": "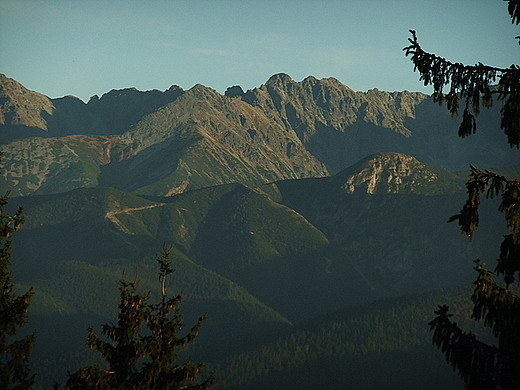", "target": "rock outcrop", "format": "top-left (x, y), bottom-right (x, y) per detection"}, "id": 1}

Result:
top-left (0, 73), bottom-right (516, 197)
top-left (236, 74), bottom-right (429, 173)
top-left (332, 152), bottom-right (462, 195)
top-left (0, 73), bottom-right (54, 130)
